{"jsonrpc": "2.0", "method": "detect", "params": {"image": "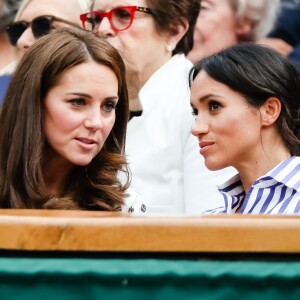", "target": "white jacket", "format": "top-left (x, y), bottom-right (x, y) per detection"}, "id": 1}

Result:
top-left (126, 54), bottom-right (236, 214)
